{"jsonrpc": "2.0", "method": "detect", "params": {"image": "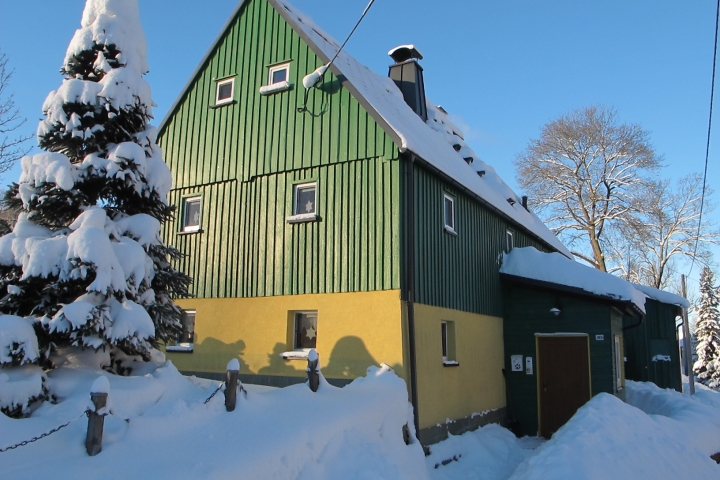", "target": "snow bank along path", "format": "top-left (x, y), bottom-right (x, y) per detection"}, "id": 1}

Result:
top-left (0, 351), bottom-right (429, 480)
